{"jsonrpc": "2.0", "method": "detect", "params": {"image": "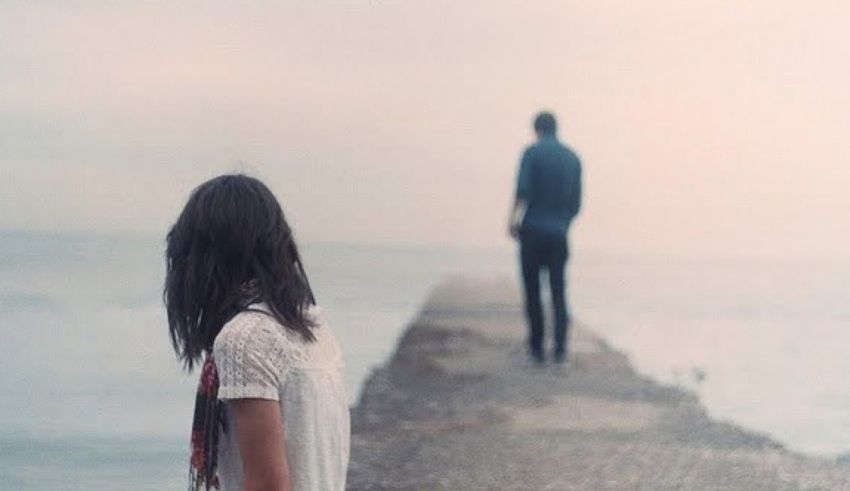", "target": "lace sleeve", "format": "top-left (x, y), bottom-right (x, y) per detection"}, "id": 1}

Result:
top-left (213, 313), bottom-right (286, 401)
